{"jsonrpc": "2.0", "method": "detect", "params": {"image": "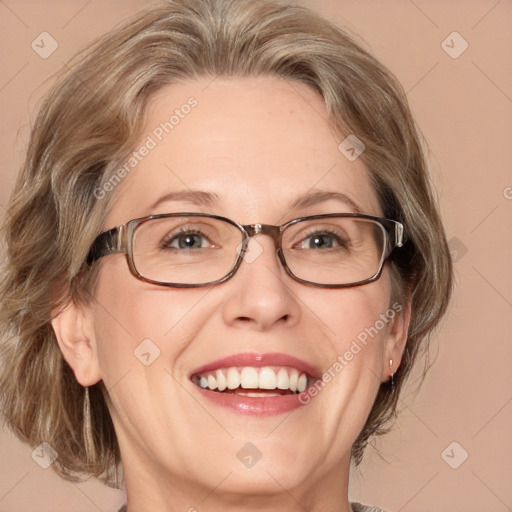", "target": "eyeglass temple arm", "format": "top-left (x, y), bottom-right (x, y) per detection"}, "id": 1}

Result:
top-left (383, 220), bottom-right (405, 257)
top-left (394, 221), bottom-right (405, 248)
top-left (86, 226), bottom-right (122, 265)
